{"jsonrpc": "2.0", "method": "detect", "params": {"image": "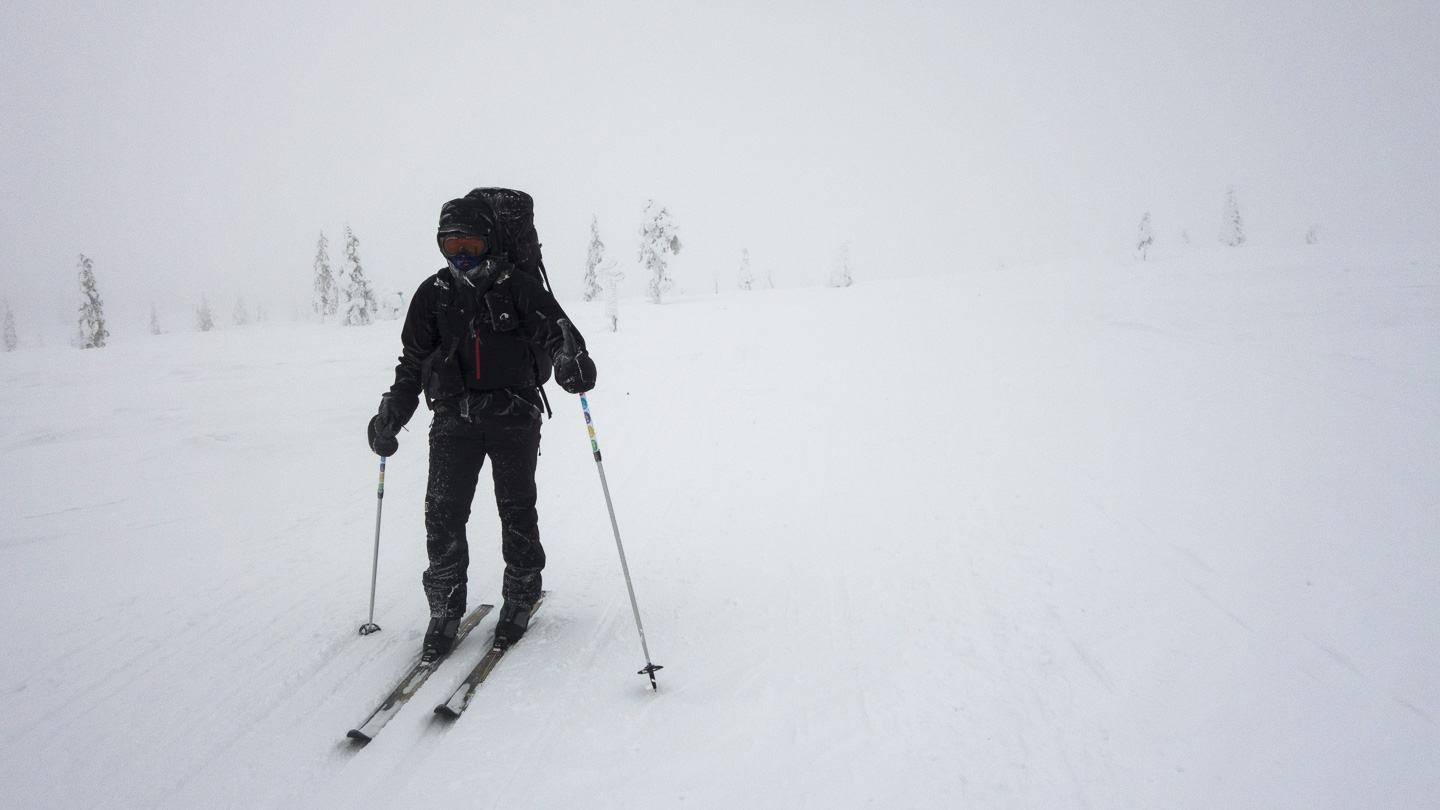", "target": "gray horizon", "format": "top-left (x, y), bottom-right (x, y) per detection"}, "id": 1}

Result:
top-left (2, 0), bottom-right (1437, 342)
